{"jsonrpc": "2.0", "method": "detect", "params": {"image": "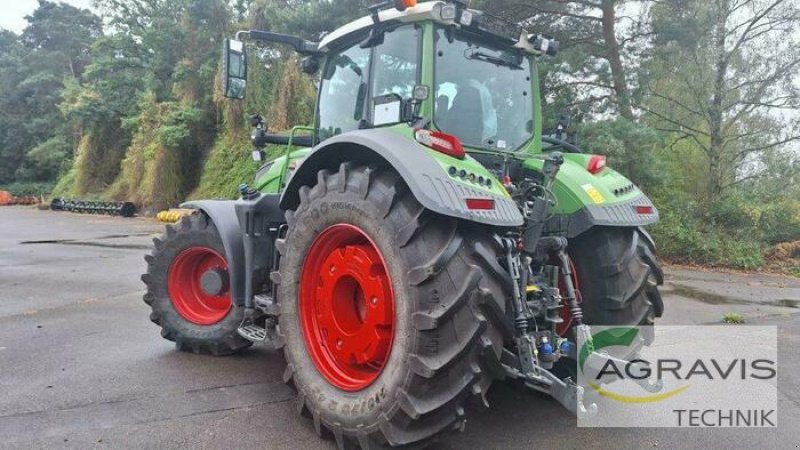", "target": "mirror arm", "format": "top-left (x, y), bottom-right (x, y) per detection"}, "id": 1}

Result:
top-left (237, 30), bottom-right (320, 55)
